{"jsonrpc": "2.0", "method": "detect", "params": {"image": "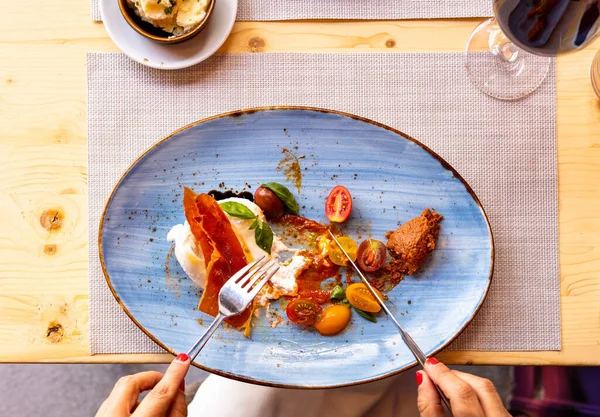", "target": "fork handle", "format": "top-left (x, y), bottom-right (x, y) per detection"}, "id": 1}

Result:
top-left (186, 313), bottom-right (225, 362)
